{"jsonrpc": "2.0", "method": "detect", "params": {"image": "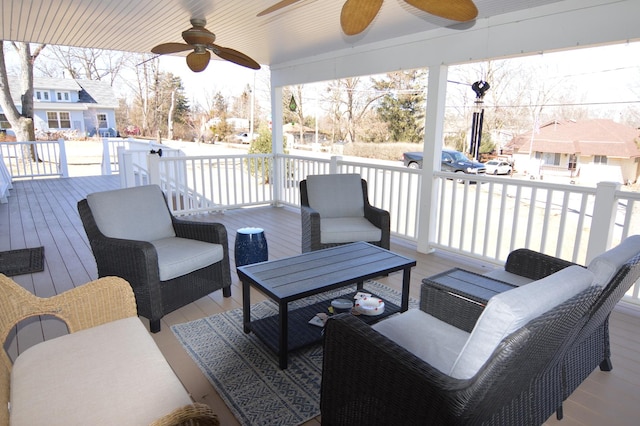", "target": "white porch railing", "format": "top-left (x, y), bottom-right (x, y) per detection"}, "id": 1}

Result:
top-left (2, 140), bottom-right (638, 304)
top-left (0, 139), bottom-right (68, 179)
